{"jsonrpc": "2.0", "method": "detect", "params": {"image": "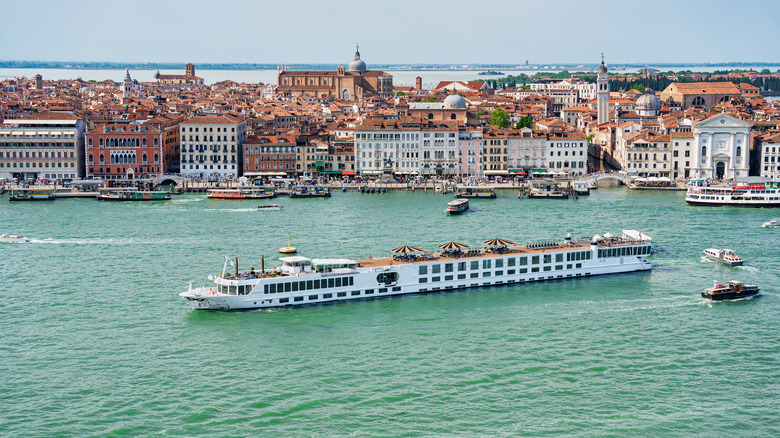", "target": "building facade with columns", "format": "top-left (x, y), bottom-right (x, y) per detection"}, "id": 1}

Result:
top-left (691, 114), bottom-right (751, 180)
